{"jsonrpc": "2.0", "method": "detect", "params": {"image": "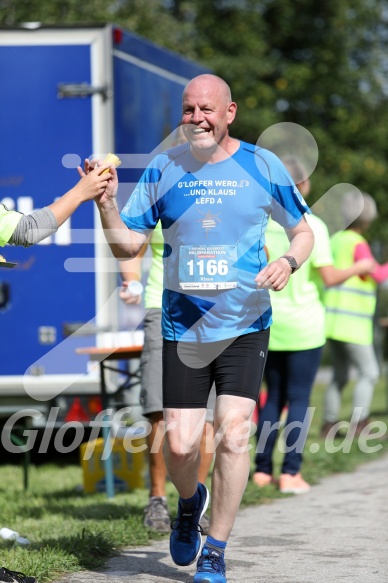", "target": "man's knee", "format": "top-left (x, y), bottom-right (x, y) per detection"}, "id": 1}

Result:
top-left (214, 413), bottom-right (254, 453)
top-left (163, 419), bottom-right (203, 460)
